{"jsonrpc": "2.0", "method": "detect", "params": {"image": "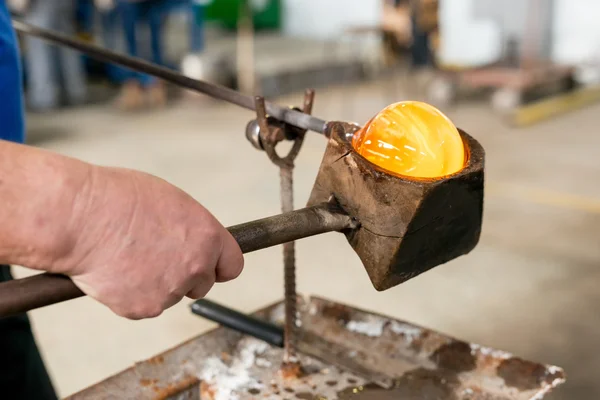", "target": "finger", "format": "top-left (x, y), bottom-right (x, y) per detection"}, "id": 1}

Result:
top-left (162, 292), bottom-right (184, 311)
top-left (110, 297), bottom-right (166, 320)
top-left (185, 269), bottom-right (216, 300)
top-left (215, 230), bottom-right (244, 283)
